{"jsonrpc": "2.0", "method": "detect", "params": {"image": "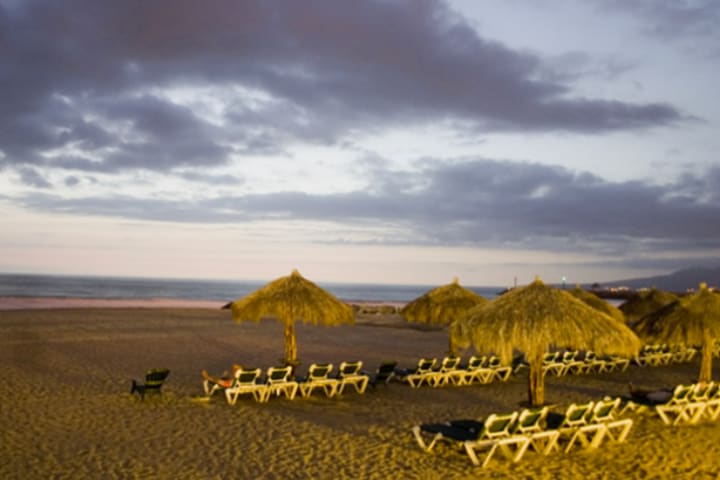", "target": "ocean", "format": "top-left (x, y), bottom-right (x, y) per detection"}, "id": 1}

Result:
top-left (0, 273), bottom-right (503, 303)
